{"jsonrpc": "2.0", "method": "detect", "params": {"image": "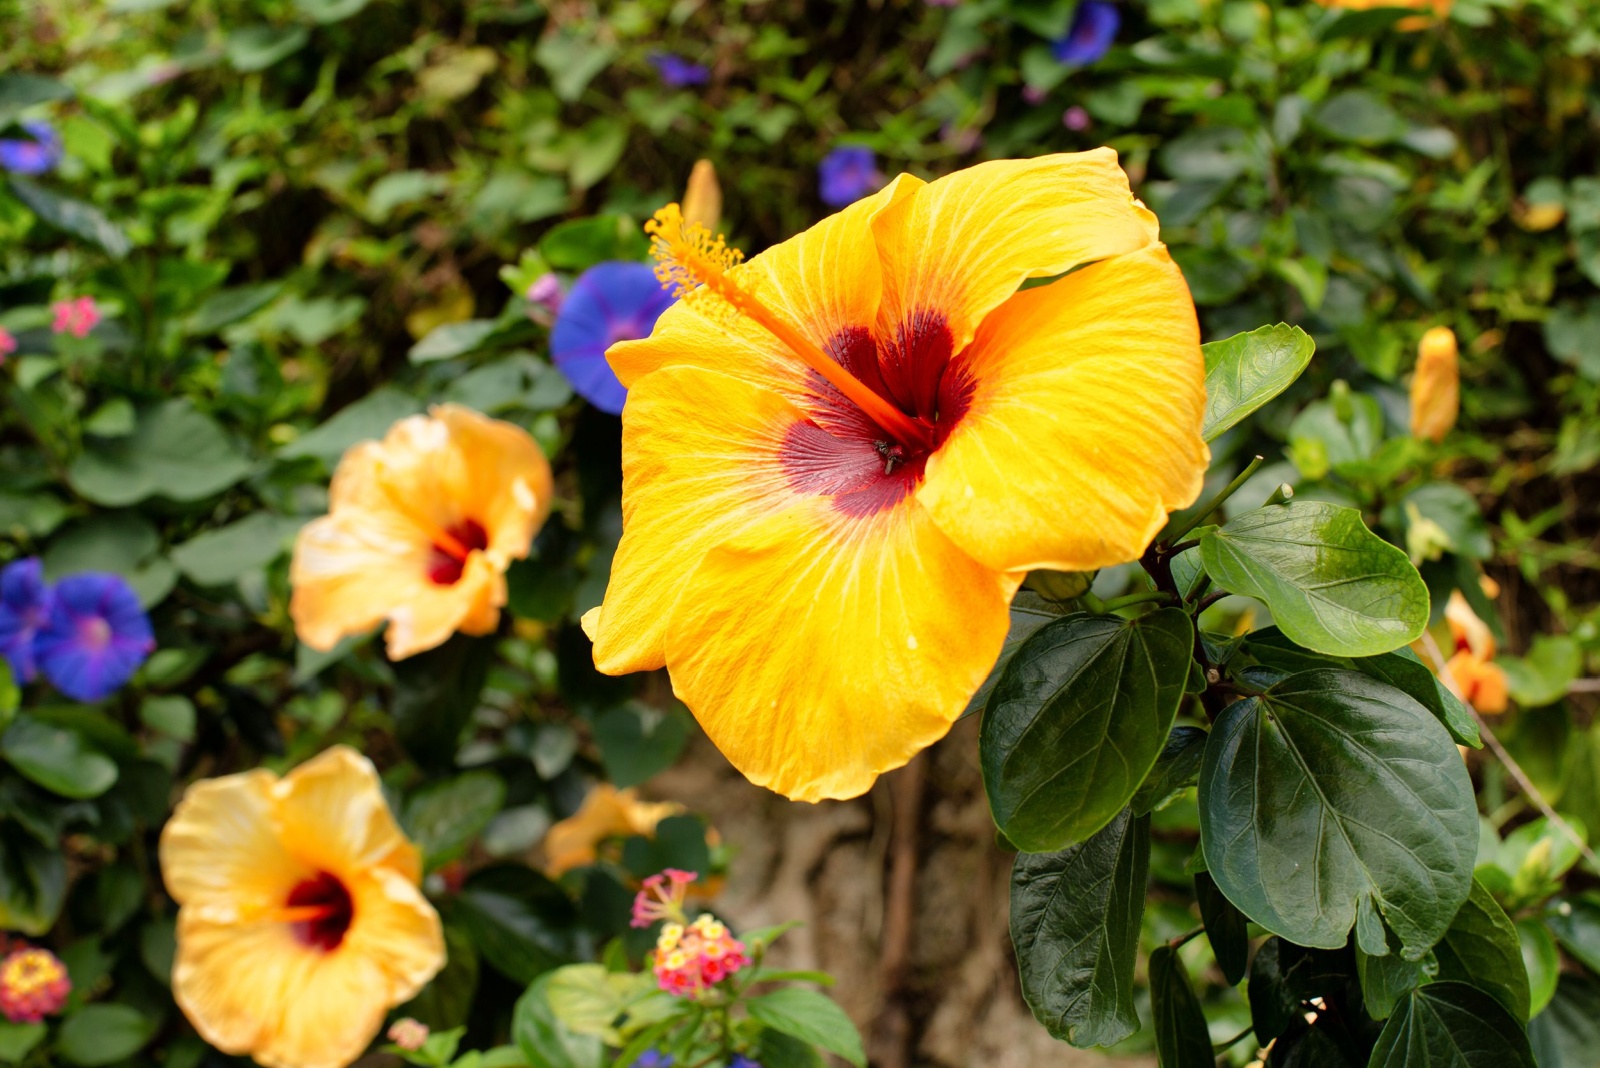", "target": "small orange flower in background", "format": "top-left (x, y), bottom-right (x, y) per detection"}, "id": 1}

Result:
top-left (1444, 590), bottom-right (1509, 714)
top-left (0, 946), bottom-right (70, 1022)
top-left (543, 783), bottom-right (685, 876)
top-left (582, 151), bottom-right (1208, 801)
top-left (1311, 0), bottom-right (1450, 30)
top-left (290, 404), bottom-right (552, 660)
top-left (1410, 326), bottom-right (1459, 443)
top-left (681, 158), bottom-right (722, 232)
top-left (160, 746), bottom-right (445, 1068)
